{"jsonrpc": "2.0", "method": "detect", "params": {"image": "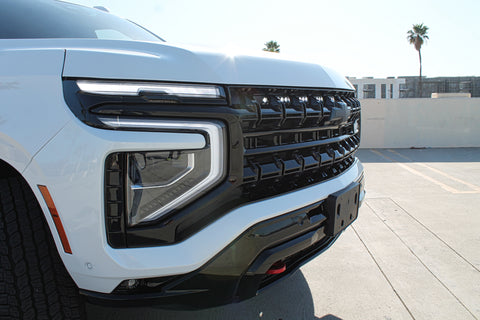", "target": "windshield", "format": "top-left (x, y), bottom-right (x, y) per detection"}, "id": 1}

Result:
top-left (0, 0), bottom-right (163, 42)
